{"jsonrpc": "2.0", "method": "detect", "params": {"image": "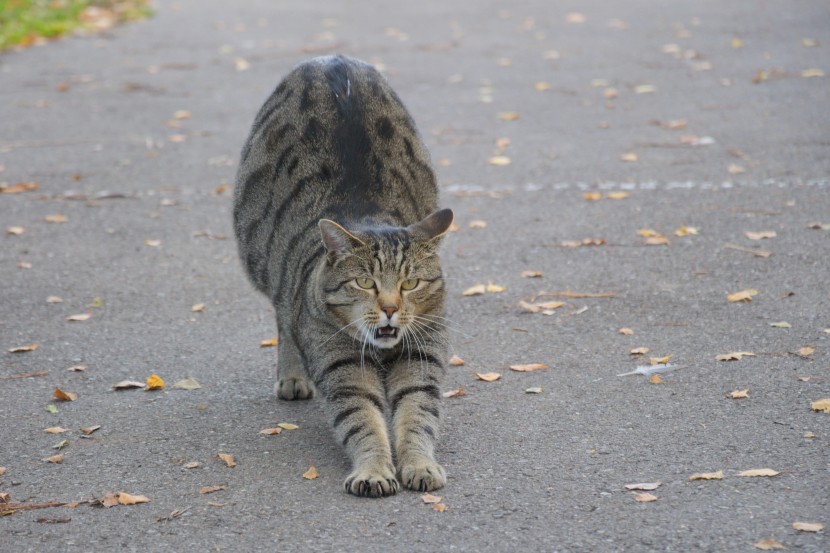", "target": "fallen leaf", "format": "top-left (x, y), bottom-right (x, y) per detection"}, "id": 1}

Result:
top-left (674, 225), bottom-right (699, 236)
top-left (146, 374), bottom-right (165, 390)
top-left (810, 398), bottom-right (830, 413)
top-left (630, 347), bottom-right (650, 355)
top-left (634, 84), bottom-right (656, 94)
top-left (583, 191), bottom-right (603, 201)
top-left (738, 468), bottom-right (780, 477)
top-left (561, 238), bottom-right (606, 247)
top-left (217, 453), bottom-right (236, 468)
top-left (498, 112), bottom-right (520, 121)
top-left (509, 363), bottom-right (548, 372)
top-left (52, 439), bottom-right (70, 450)
top-left (433, 503), bottom-right (448, 512)
top-left (234, 57), bottom-right (250, 71)
top-left (44, 427), bottom-right (68, 434)
top-left (605, 191), bottom-right (629, 200)
top-left (6, 226), bottom-right (25, 235)
top-left (488, 156), bottom-right (511, 166)
top-left (634, 492), bottom-right (658, 502)
top-left (485, 282), bottom-right (506, 293)
top-left (730, 389), bottom-right (750, 399)
top-left (753, 538), bottom-right (786, 550)
top-left (619, 152), bottom-right (638, 162)
top-left (277, 423), bottom-right (299, 430)
top-left (183, 462), bottom-right (201, 469)
top-left (303, 466), bottom-right (320, 480)
top-left (745, 231), bottom-right (777, 240)
top-left (792, 522), bottom-right (823, 533)
top-left (443, 387), bottom-right (467, 398)
top-left (79, 425), bottom-right (101, 435)
top-left (260, 427), bottom-right (283, 435)
top-left (518, 300), bottom-right (565, 314)
top-left (44, 214), bottom-right (68, 224)
top-left (0, 181), bottom-right (39, 194)
top-left (67, 364), bottom-right (86, 372)
top-left (649, 374), bottom-right (663, 384)
top-left (618, 328), bottom-right (634, 335)
top-left (54, 388), bottom-right (78, 401)
top-left (534, 81), bottom-right (552, 91)
top-left (462, 284), bottom-right (486, 296)
top-left (207, 501), bottom-right (225, 507)
top-left (769, 321), bottom-right (791, 329)
top-left (191, 303), bottom-right (205, 313)
top-left (66, 313), bottom-right (91, 322)
top-left (259, 337), bottom-right (278, 347)
top-left (117, 492), bottom-right (150, 506)
top-left (727, 289), bottom-right (759, 302)
top-left (474, 372), bottom-right (501, 382)
top-left (46, 405), bottom-right (58, 414)
top-left (521, 270), bottom-right (543, 278)
top-left (727, 163), bottom-right (746, 174)
top-left (0, 467), bottom-right (5, 476)
top-left (801, 68), bottom-right (825, 78)
top-left (421, 493), bottom-right (442, 504)
top-left (172, 377), bottom-right (202, 390)
top-left (9, 343), bottom-right (38, 353)
top-left (716, 352), bottom-right (756, 361)
top-left (98, 493), bottom-right (119, 508)
top-left (650, 355), bottom-right (672, 365)
top-left (808, 222), bottom-right (830, 230)
top-left (112, 380), bottom-right (145, 390)
top-left (625, 482), bottom-right (661, 491)
top-left (44, 454), bottom-right (65, 464)
top-left (199, 485), bottom-right (226, 494)
top-left (469, 220), bottom-right (487, 229)
top-left (645, 235), bottom-right (669, 246)
top-left (173, 110), bottom-right (191, 120)
top-left (525, 387), bottom-right (543, 394)
top-left (802, 38), bottom-right (820, 47)
top-left (144, 239), bottom-right (161, 247)
top-left (603, 87), bottom-right (618, 99)
top-left (449, 355), bottom-right (465, 366)
top-left (689, 470), bottom-right (723, 480)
